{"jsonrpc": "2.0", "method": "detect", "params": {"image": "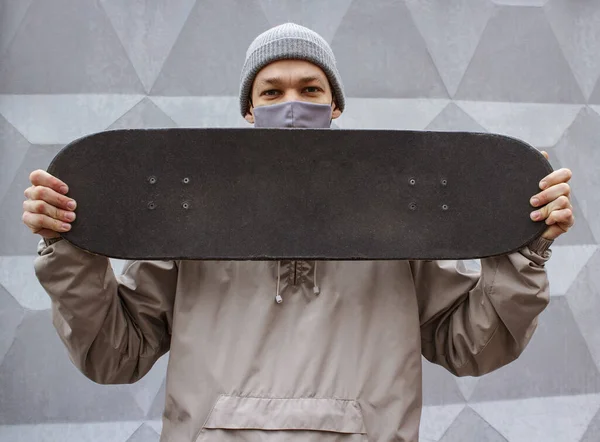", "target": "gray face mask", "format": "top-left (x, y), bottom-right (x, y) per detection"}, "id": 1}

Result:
top-left (253, 101), bottom-right (333, 128)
